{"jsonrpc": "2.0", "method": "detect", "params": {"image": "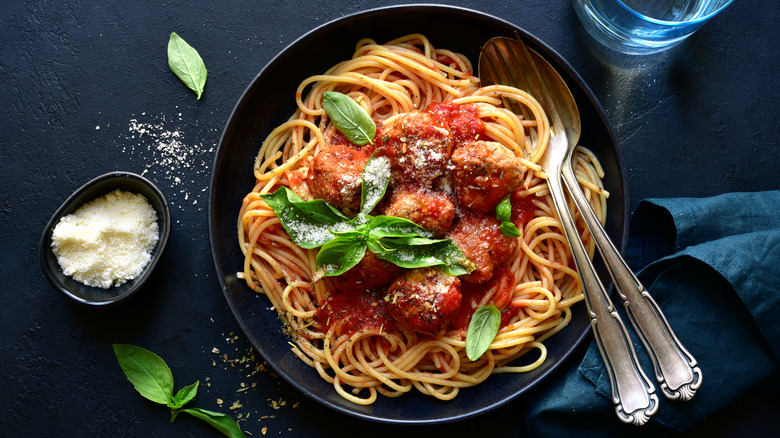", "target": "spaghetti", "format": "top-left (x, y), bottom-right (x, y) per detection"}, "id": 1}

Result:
top-left (237, 34), bottom-right (609, 404)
